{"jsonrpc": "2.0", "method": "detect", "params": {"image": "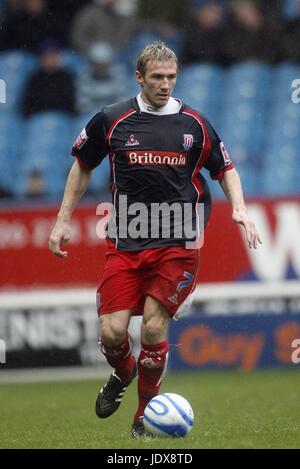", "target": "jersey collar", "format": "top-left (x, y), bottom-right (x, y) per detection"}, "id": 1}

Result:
top-left (132, 95), bottom-right (184, 115)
